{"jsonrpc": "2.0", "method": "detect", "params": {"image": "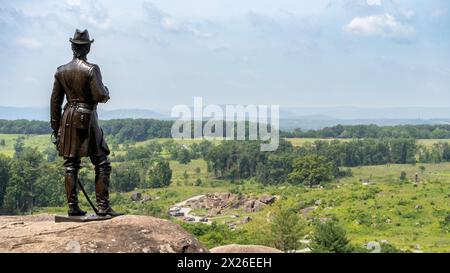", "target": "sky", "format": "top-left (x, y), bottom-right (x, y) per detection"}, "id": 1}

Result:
top-left (0, 0), bottom-right (449, 111)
